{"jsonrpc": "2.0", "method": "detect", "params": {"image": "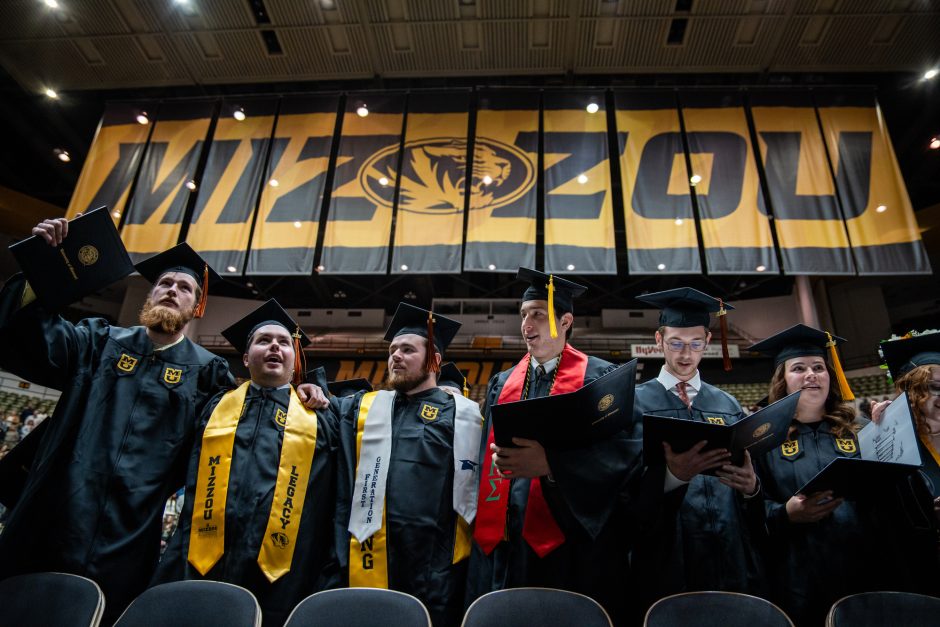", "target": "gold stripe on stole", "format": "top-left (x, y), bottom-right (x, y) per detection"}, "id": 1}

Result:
top-left (257, 386), bottom-right (319, 582)
top-left (188, 381), bottom-right (250, 575)
top-left (349, 392), bottom-right (390, 587)
top-left (453, 516), bottom-right (472, 564)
